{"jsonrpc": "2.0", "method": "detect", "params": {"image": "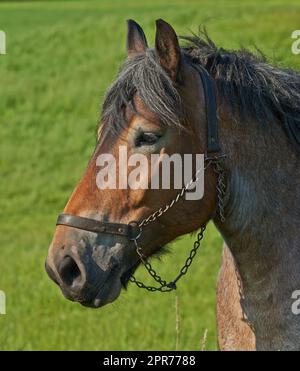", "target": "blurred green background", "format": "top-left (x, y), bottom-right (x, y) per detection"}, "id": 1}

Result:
top-left (0, 0), bottom-right (299, 350)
